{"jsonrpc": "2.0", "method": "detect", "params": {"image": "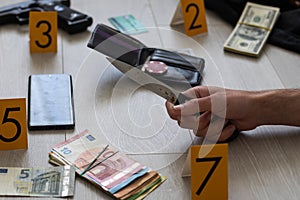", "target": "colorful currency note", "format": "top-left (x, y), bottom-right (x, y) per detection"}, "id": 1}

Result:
top-left (51, 130), bottom-right (146, 190)
top-left (108, 14), bottom-right (147, 35)
top-left (224, 2), bottom-right (280, 57)
top-left (49, 130), bottom-right (166, 200)
top-left (0, 166), bottom-right (75, 197)
top-left (114, 171), bottom-right (160, 199)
